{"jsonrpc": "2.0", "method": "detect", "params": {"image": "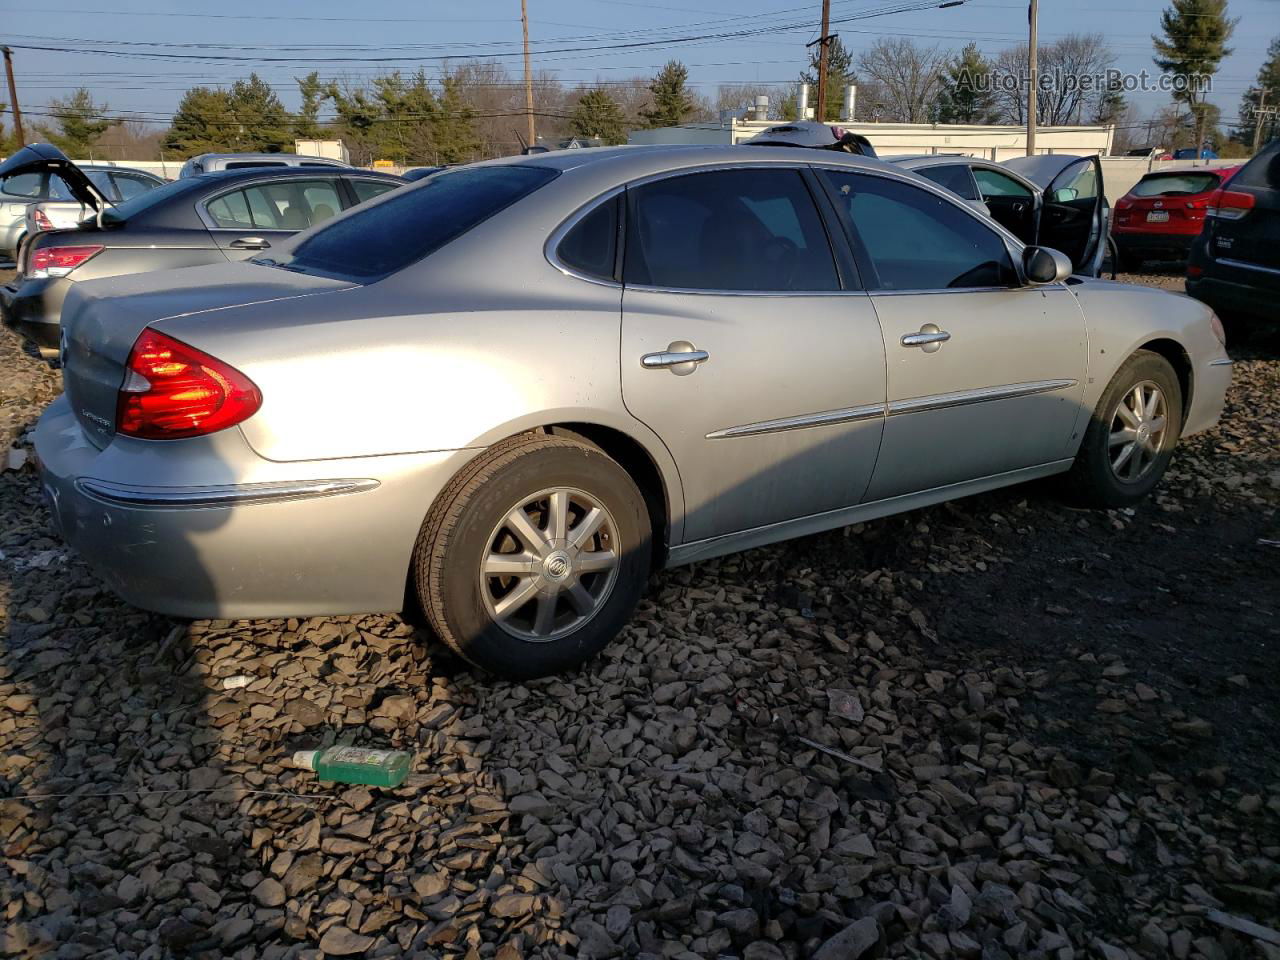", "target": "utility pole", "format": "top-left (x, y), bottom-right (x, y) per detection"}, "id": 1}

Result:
top-left (2, 46), bottom-right (25, 147)
top-left (521, 0), bottom-right (536, 148)
top-left (815, 0), bottom-right (832, 122)
top-left (1026, 0), bottom-right (1038, 156)
top-left (1252, 88), bottom-right (1270, 155)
